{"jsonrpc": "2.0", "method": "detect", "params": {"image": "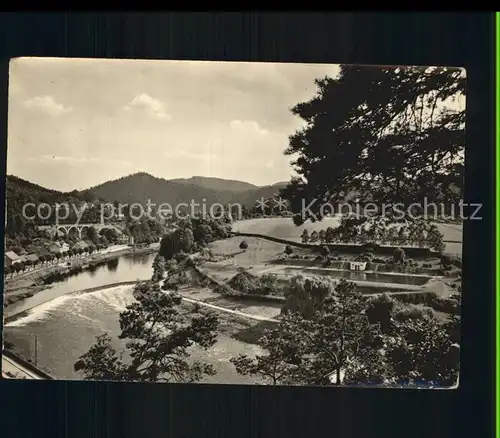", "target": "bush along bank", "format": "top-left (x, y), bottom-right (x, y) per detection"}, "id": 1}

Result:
top-left (191, 265), bottom-right (285, 304)
top-left (389, 291), bottom-right (460, 314)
